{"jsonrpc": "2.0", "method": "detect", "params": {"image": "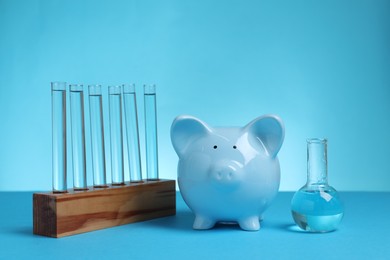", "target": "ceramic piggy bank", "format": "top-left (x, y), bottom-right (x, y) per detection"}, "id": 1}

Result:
top-left (170, 114), bottom-right (285, 231)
